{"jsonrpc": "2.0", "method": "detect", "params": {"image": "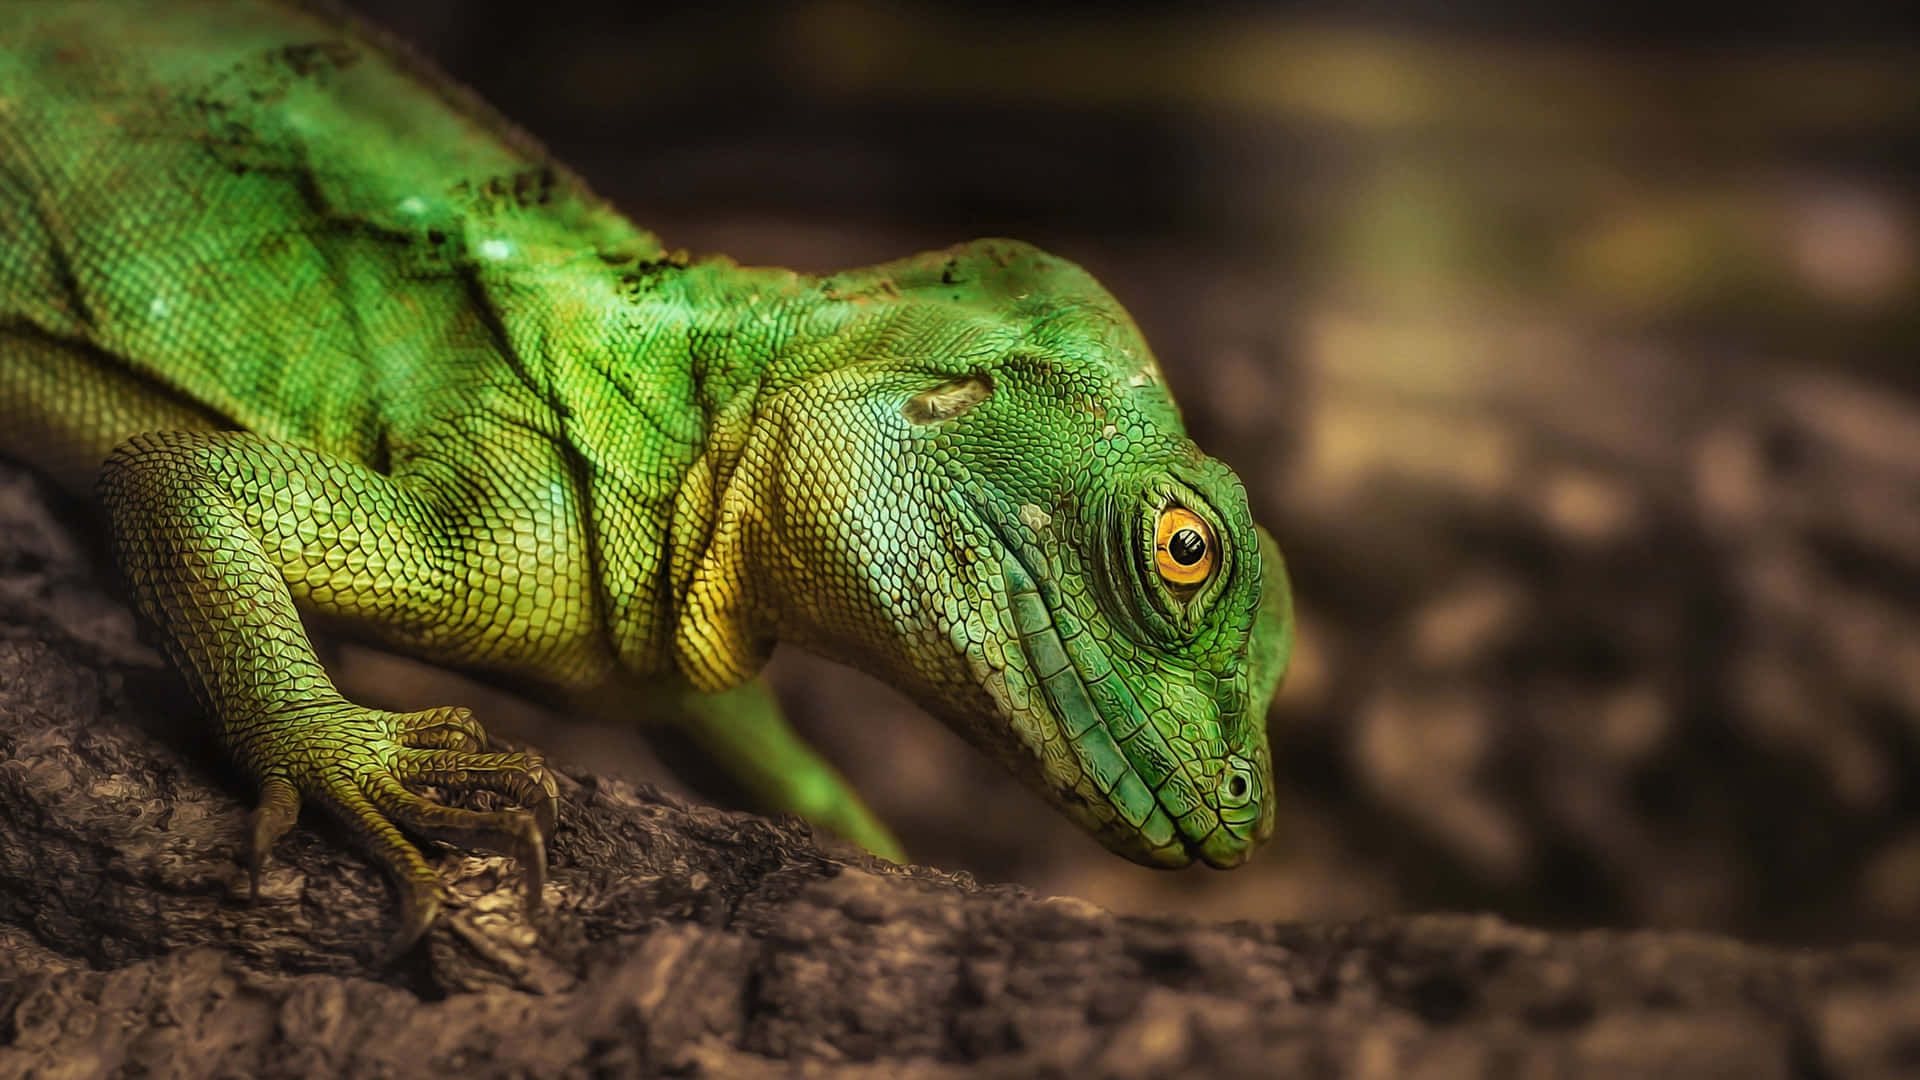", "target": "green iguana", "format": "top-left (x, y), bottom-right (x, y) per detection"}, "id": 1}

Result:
top-left (0, 0), bottom-right (1295, 954)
